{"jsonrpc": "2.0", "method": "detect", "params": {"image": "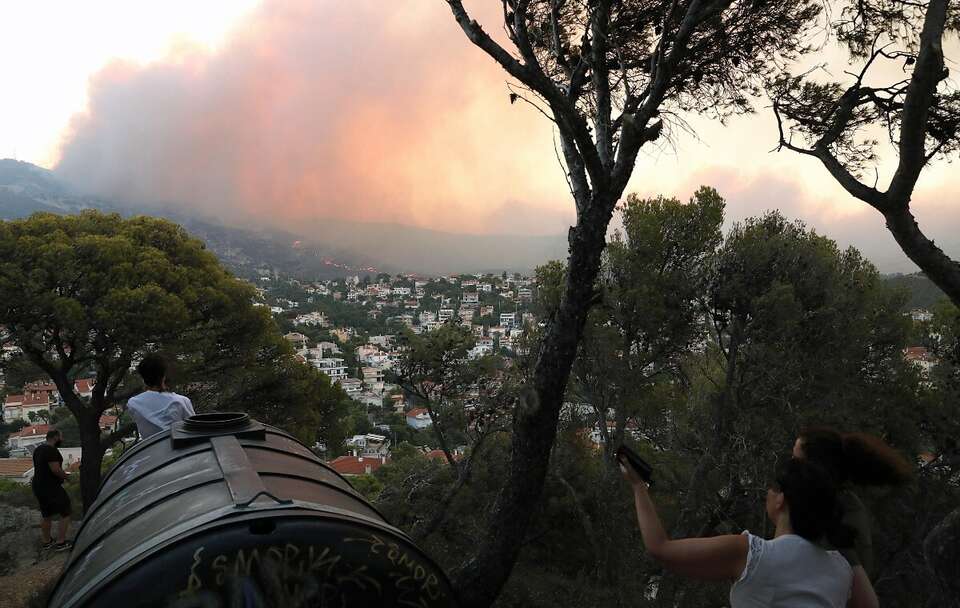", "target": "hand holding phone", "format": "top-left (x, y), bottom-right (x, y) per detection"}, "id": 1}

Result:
top-left (616, 444), bottom-right (654, 487)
